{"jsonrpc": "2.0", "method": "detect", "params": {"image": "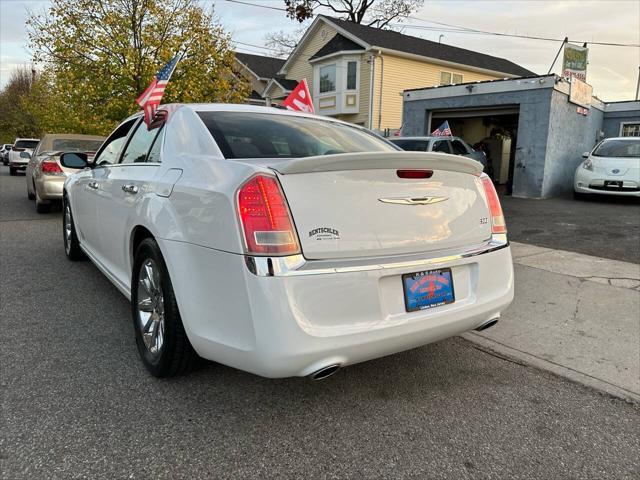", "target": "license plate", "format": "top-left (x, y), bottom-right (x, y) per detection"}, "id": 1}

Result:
top-left (402, 268), bottom-right (455, 312)
top-left (605, 180), bottom-right (623, 188)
